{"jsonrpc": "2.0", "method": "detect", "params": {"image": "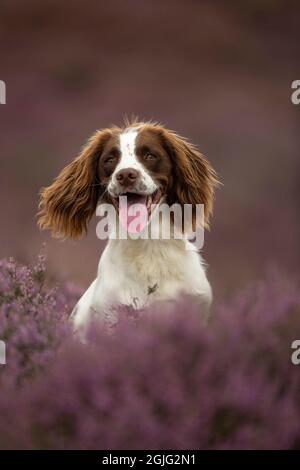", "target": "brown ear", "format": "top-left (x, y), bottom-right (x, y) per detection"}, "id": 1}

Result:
top-left (38, 129), bottom-right (111, 239)
top-left (162, 129), bottom-right (219, 230)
